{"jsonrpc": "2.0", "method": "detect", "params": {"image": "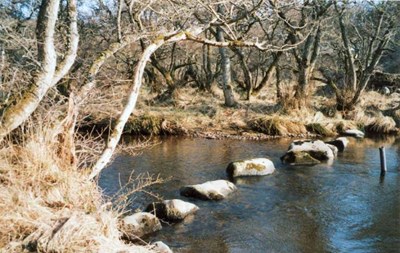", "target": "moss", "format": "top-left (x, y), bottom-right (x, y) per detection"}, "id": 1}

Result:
top-left (125, 115), bottom-right (162, 135)
top-left (245, 163), bottom-right (264, 171)
top-left (306, 123), bottom-right (333, 136)
top-left (125, 115), bottom-right (187, 136)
